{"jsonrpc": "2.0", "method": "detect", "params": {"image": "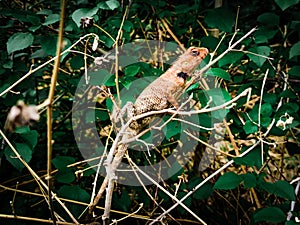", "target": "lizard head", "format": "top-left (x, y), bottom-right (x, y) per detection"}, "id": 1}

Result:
top-left (179, 47), bottom-right (209, 74)
top-left (161, 46), bottom-right (209, 86)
